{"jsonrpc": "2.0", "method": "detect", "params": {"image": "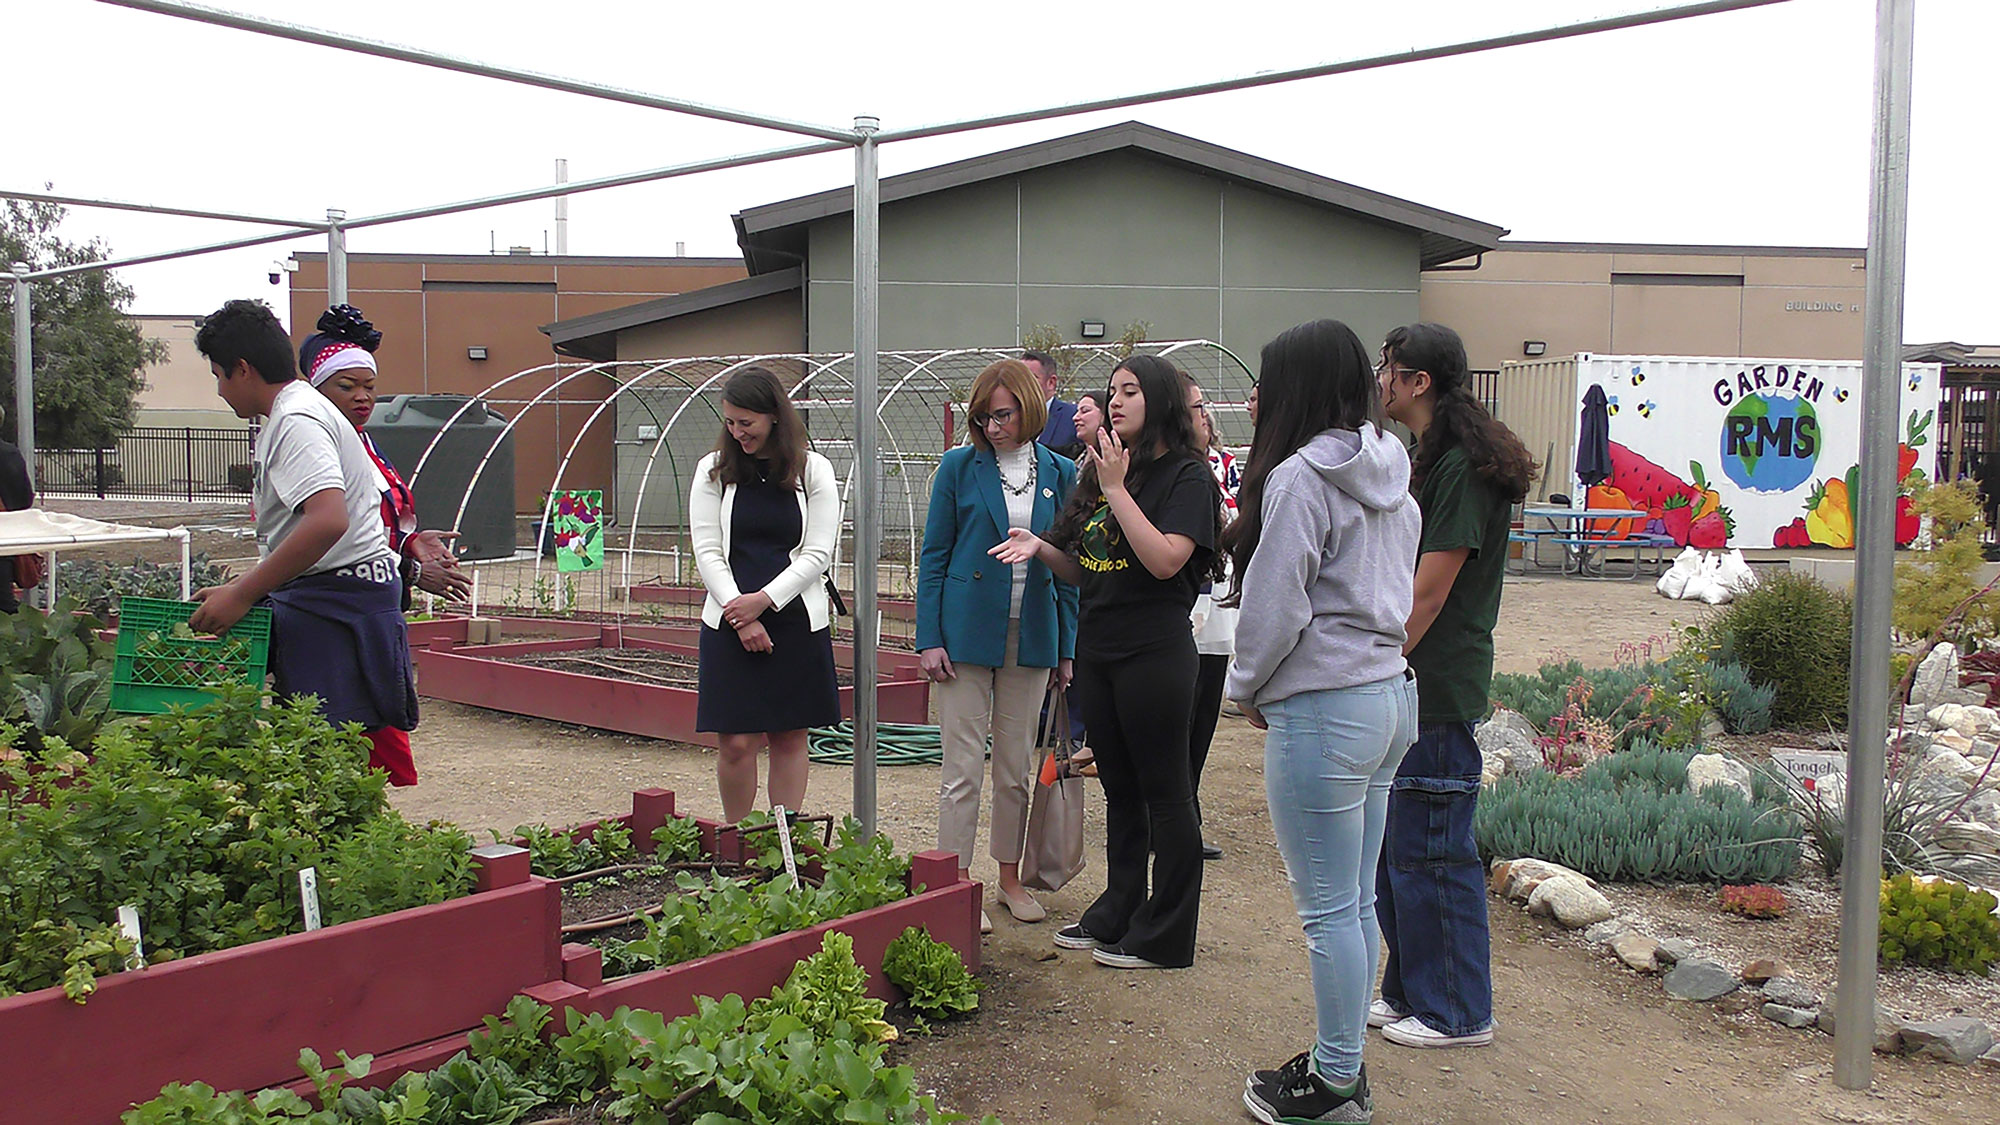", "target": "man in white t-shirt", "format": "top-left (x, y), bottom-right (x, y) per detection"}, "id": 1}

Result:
top-left (191, 299), bottom-right (420, 784)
